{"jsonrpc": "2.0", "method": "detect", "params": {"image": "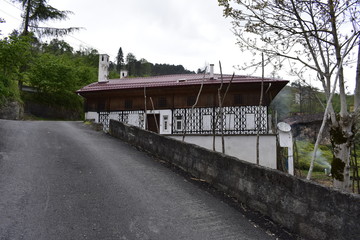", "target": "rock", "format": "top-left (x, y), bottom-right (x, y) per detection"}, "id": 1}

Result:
top-left (0, 101), bottom-right (24, 120)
